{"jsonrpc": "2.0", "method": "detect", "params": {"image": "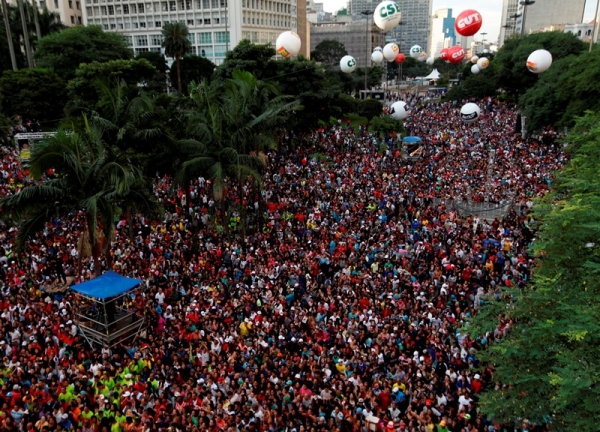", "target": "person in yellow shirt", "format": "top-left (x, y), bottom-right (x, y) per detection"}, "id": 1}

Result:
top-left (240, 319), bottom-right (252, 337)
